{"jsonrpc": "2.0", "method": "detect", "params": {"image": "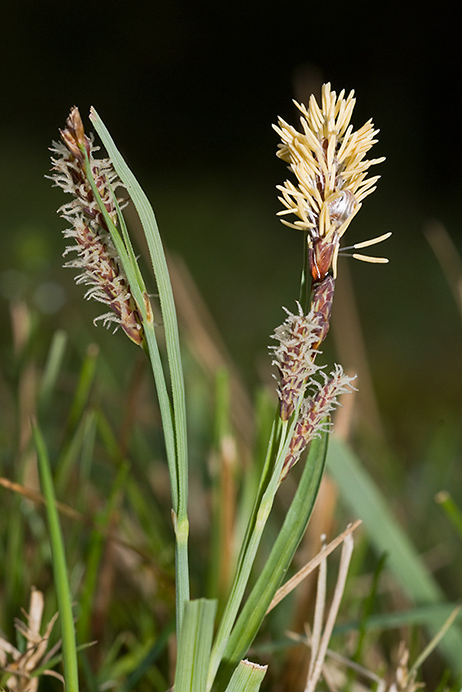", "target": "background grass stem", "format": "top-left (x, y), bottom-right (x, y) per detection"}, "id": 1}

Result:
top-left (33, 423), bottom-right (79, 692)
